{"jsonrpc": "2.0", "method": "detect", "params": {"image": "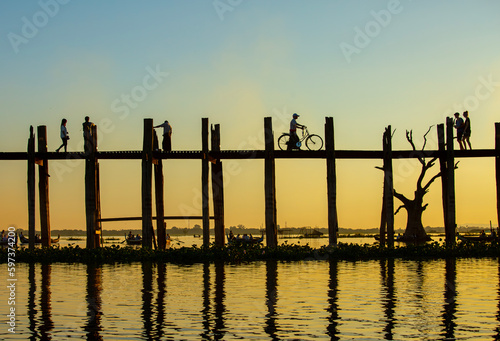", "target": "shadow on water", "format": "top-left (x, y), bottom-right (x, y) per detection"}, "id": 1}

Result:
top-left (214, 261), bottom-right (226, 340)
top-left (265, 259), bottom-right (279, 340)
top-left (496, 258), bottom-right (500, 340)
top-left (441, 258), bottom-right (457, 340)
top-left (326, 259), bottom-right (339, 340)
top-left (84, 263), bottom-right (103, 340)
top-left (380, 259), bottom-right (396, 340)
